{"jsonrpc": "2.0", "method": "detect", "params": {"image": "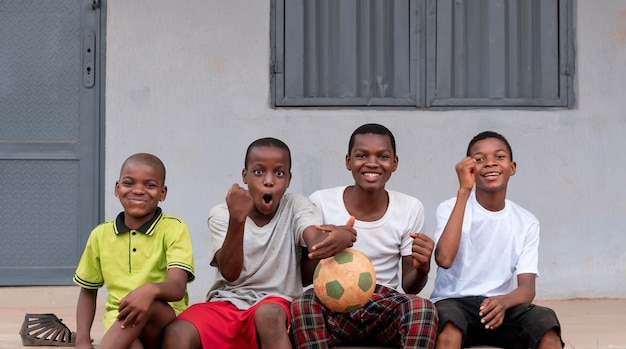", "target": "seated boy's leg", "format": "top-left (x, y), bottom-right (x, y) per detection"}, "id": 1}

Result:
top-left (162, 318), bottom-right (201, 349)
top-left (439, 301), bottom-right (564, 349)
top-left (503, 304), bottom-right (564, 349)
top-left (358, 286), bottom-right (437, 349)
top-left (254, 298), bottom-right (292, 349)
top-left (291, 288), bottom-right (333, 349)
top-left (98, 321), bottom-right (144, 349)
top-left (537, 329), bottom-right (563, 349)
top-left (292, 286), bottom-right (437, 349)
top-left (99, 300), bottom-right (176, 349)
top-left (434, 297), bottom-right (476, 349)
top-left (139, 300), bottom-right (178, 348)
top-left (170, 298), bottom-right (293, 349)
top-left (165, 302), bottom-right (231, 349)
top-left (399, 293), bottom-right (438, 349)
